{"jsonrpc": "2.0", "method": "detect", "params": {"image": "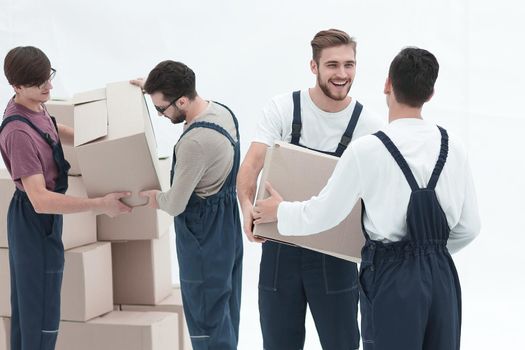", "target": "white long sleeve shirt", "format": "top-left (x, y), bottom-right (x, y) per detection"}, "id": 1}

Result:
top-left (277, 118), bottom-right (480, 254)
